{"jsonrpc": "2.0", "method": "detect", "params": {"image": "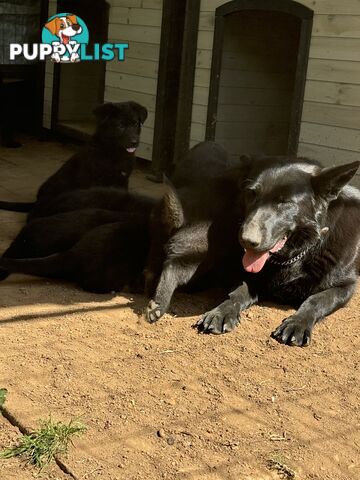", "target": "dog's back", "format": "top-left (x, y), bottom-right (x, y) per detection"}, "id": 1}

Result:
top-left (331, 185), bottom-right (360, 273)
